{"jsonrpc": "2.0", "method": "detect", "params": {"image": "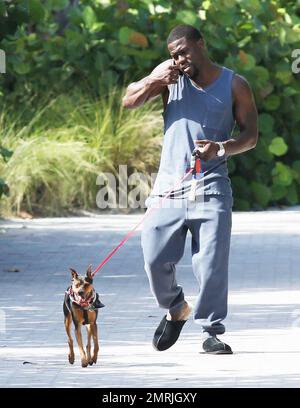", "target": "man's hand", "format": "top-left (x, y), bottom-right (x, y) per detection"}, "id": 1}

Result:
top-left (122, 59), bottom-right (181, 109)
top-left (194, 140), bottom-right (219, 161)
top-left (148, 59), bottom-right (181, 86)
